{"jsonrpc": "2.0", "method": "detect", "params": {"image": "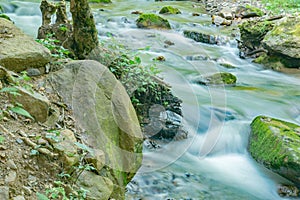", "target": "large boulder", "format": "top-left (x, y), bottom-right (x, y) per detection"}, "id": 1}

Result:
top-left (0, 18), bottom-right (51, 72)
top-left (49, 60), bottom-right (143, 199)
top-left (262, 16), bottom-right (300, 68)
top-left (136, 13), bottom-right (171, 29)
top-left (249, 116), bottom-right (300, 187)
